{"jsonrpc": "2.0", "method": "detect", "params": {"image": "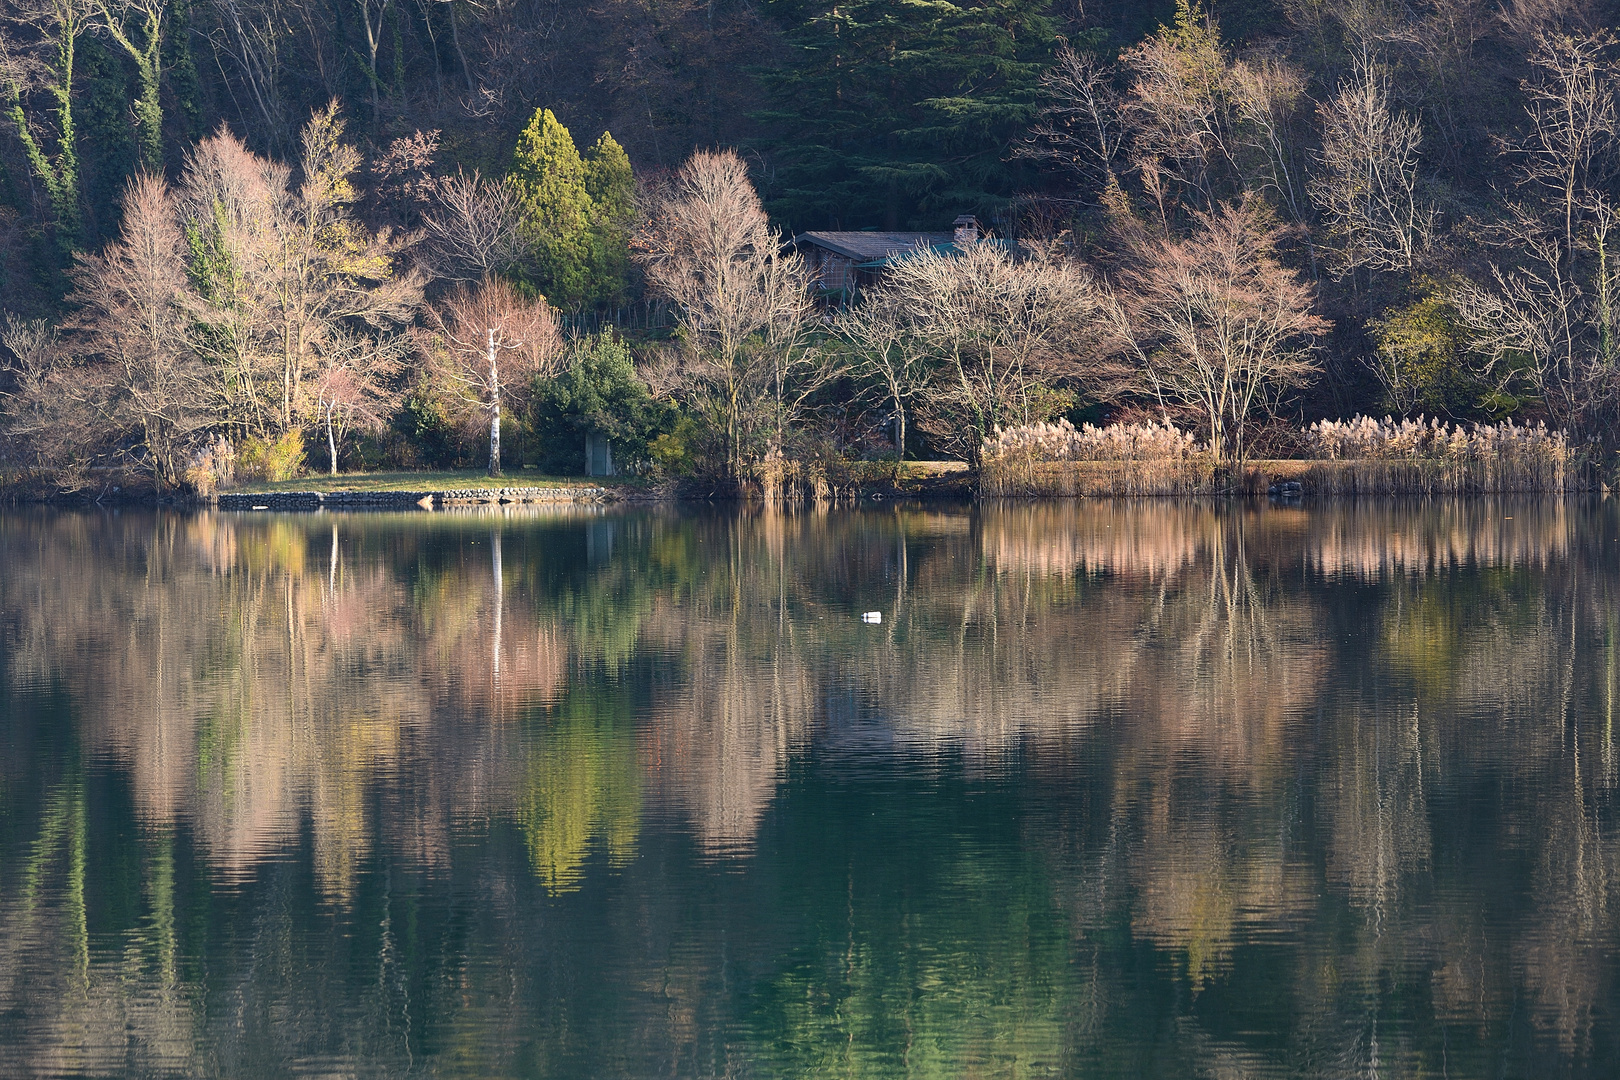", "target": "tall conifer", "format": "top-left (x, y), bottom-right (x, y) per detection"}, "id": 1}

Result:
top-left (510, 108), bottom-right (593, 306)
top-left (583, 131), bottom-right (635, 306)
top-left (510, 110), bottom-right (636, 308)
top-left (757, 0), bottom-right (1057, 230)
